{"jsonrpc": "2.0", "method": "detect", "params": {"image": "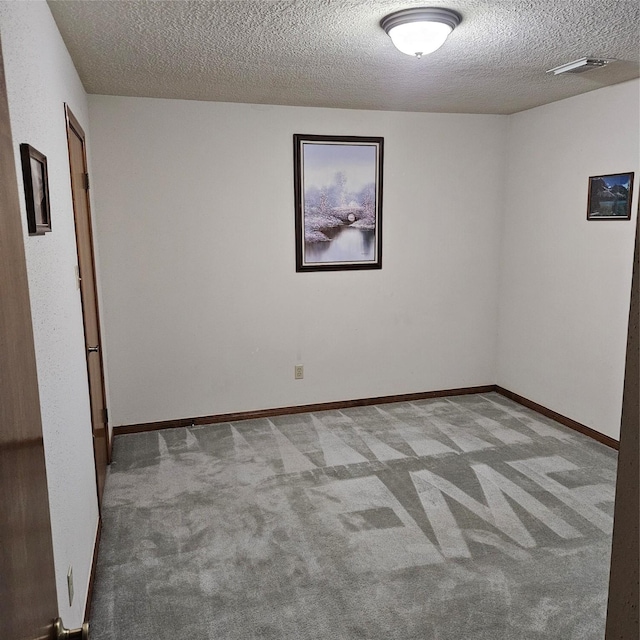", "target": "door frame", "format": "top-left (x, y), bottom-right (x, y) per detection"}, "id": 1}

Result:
top-left (605, 212), bottom-right (639, 637)
top-left (65, 104), bottom-right (111, 472)
top-left (0, 35), bottom-right (59, 640)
